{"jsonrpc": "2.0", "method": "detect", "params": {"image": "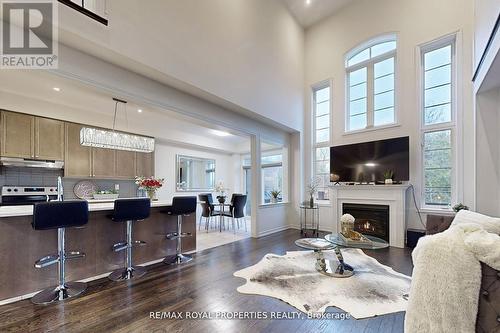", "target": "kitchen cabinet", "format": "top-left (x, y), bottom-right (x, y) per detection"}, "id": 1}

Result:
top-left (92, 148), bottom-right (116, 178)
top-left (1, 111), bottom-right (34, 158)
top-left (1, 111), bottom-right (65, 161)
top-left (115, 150), bottom-right (136, 179)
top-left (136, 152), bottom-right (154, 178)
top-left (35, 117), bottom-right (64, 160)
top-left (64, 122), bottom-right (92, 177)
